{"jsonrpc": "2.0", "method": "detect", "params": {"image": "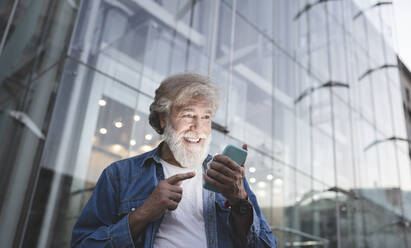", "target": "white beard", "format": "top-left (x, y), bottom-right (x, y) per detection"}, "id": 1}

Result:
top-left (163, 123), bottom-right (211, 169)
